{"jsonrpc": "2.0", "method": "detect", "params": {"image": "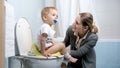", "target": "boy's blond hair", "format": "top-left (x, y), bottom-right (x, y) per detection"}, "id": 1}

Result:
top-left (41, 7), bottom-right (57, 22)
